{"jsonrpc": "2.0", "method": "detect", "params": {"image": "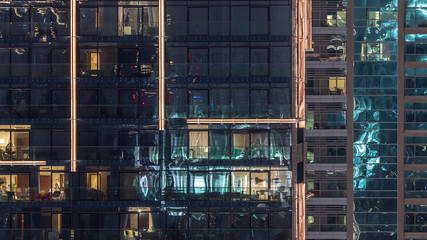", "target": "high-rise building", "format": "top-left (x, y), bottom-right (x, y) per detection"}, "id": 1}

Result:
top-left (305, 0), bottom-right (348, 240)
top-left (306, 0), bottom-right (427, 240)
top-left (0, 0), bottom-right (304, 239)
